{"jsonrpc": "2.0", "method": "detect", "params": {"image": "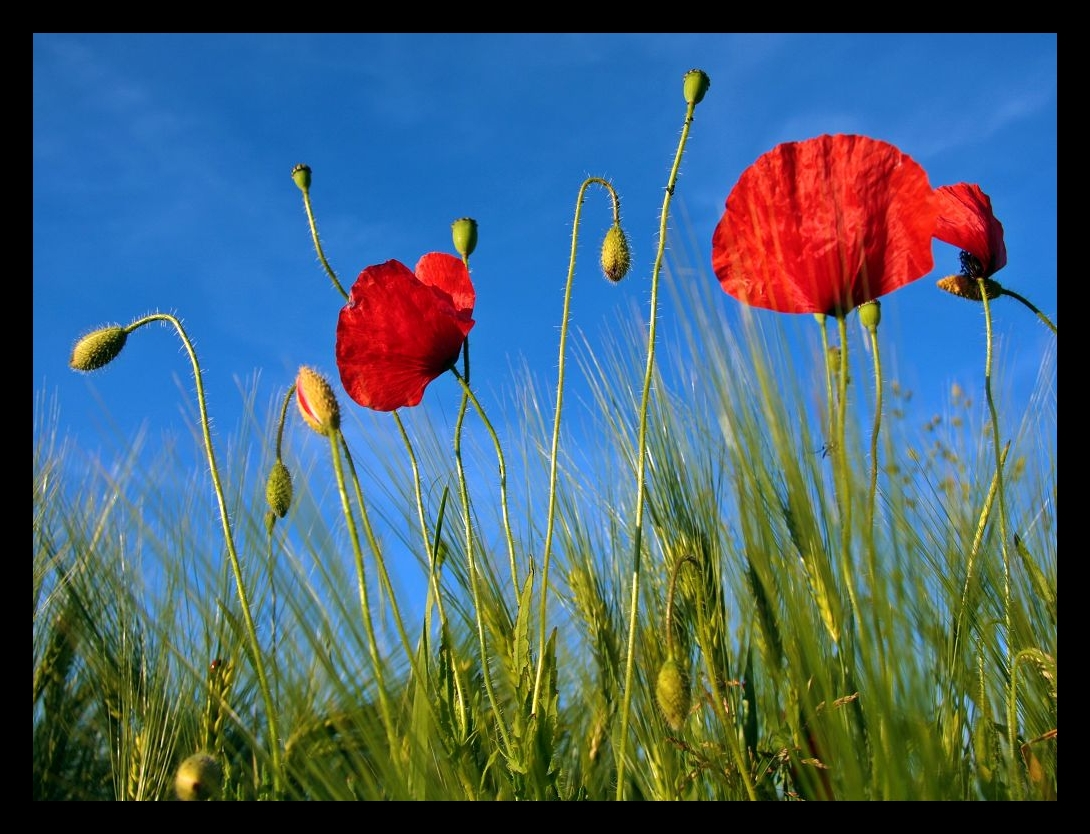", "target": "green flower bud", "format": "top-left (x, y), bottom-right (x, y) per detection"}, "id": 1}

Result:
top-left (655, 656), bottom-right (691, 731)
top-left (291, 163), bottom-right (312, 193)
top-left (937, 274), bottom-right (1003, 302)
top-left (600, 223), bottom-right (631, 283)
top-left (296, 366), bottom-right (341, 436)
top-left (69, 325), bottom-right (128, 372)
top-left (452, 217), bottom-right (478, 259)
top-left (175, 752), bottom-right (223, 801)
top-left (265, 459), bottom-right (293, 519)
top-left (683, 69), bottom-right (711, 106)
top-left (858, 299), bottom-right (881, 331)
